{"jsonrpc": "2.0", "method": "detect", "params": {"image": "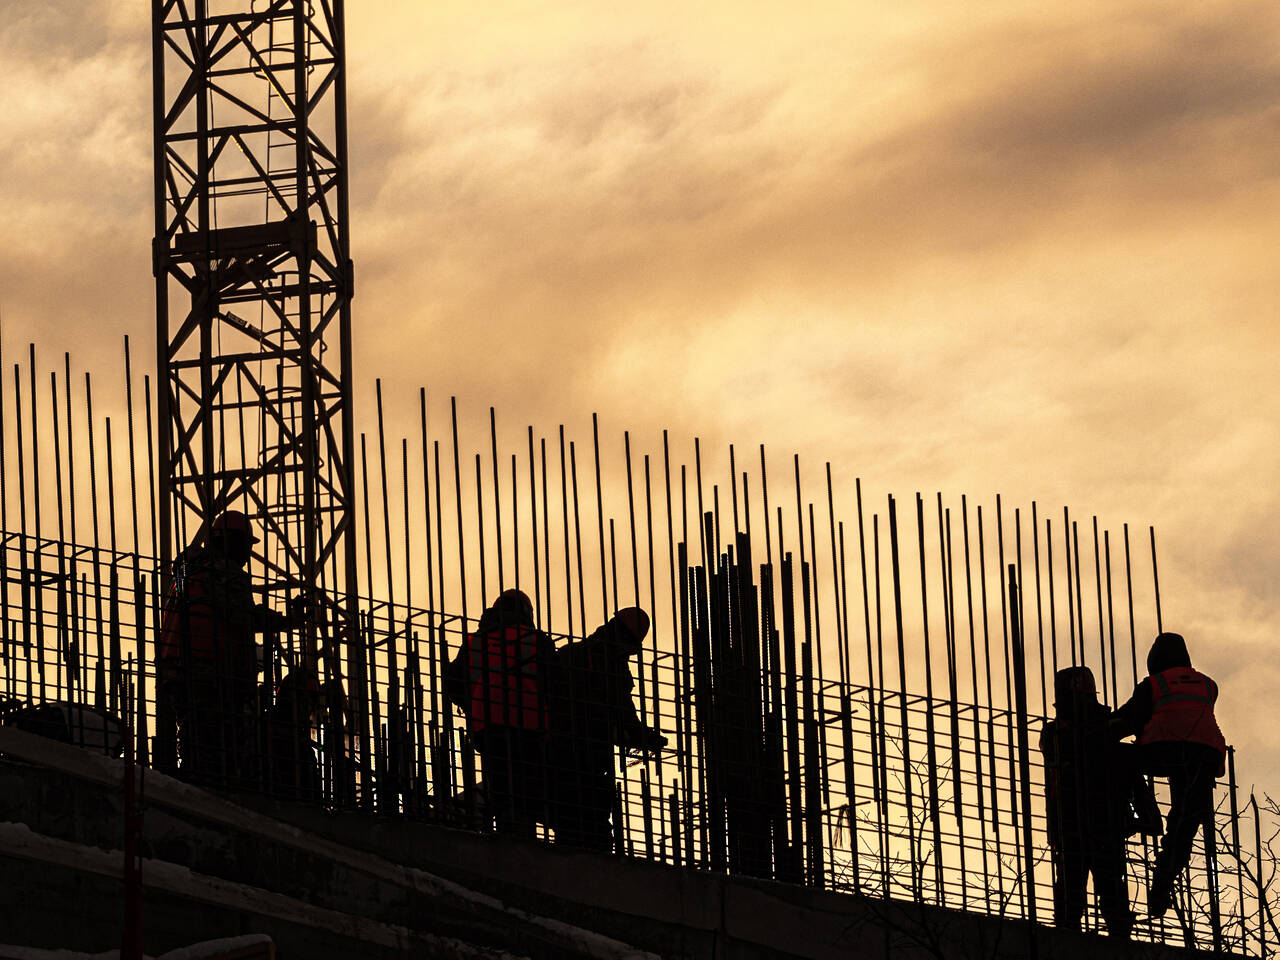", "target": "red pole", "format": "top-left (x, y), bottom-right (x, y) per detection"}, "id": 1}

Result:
top-left (121, 723), bottom-right (143, 960)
